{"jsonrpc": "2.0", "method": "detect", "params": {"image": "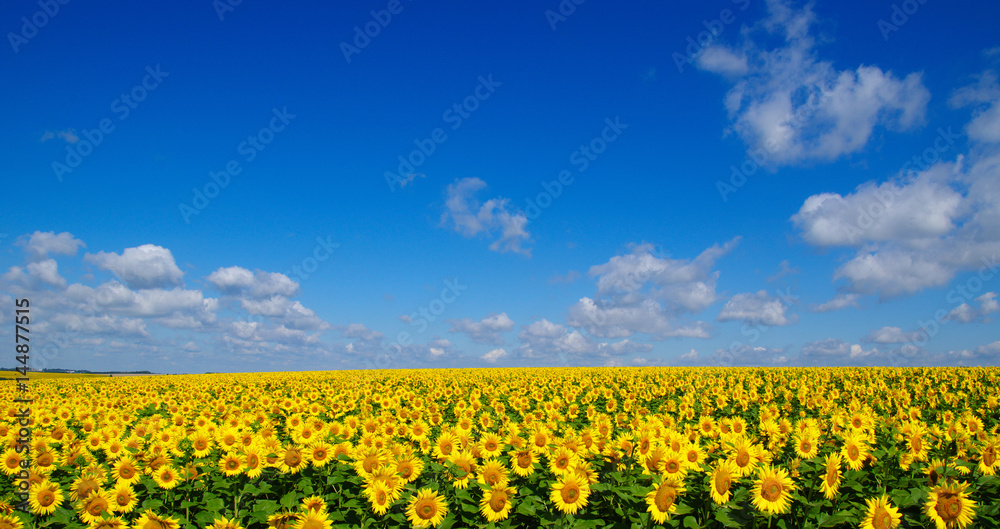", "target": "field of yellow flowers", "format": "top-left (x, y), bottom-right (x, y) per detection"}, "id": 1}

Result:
top-left (1, 367), bottom-right (998, 529)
